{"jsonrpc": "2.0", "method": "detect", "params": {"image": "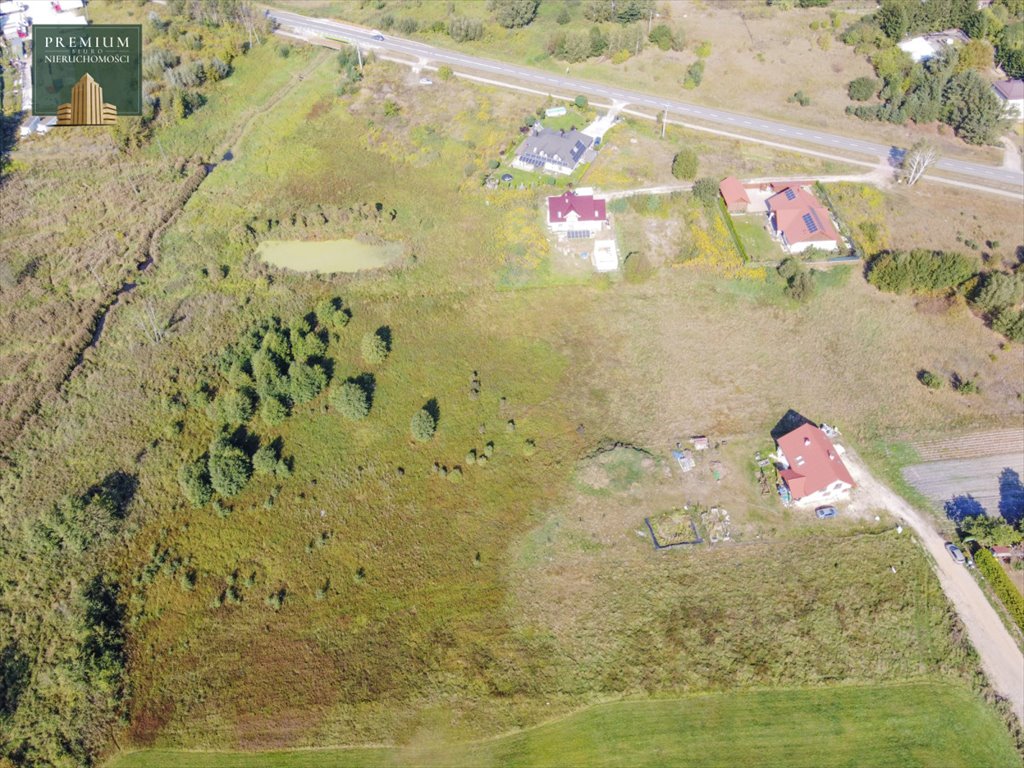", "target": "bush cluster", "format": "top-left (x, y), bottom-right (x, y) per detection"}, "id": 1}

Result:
top-left (778, 258), bottom-right (817, 302)
top-left (332, 379), bottom-right (372, 420)
top-left (411, 407), bottom-right (437, 441)
top-left (671, 148), bottom-right (698, 180)
top-left (866, 249), bottom-right (976, 294)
